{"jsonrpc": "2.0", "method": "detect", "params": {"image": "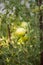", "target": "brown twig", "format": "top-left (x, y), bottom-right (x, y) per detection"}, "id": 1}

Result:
top-left (7, 24), bottom-right (11, 44)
